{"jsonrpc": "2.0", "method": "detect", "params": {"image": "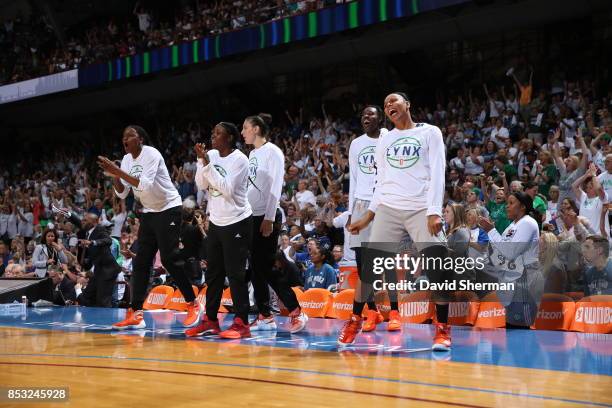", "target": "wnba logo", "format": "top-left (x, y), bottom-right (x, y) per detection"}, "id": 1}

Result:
top-left (386, 137), bottom-right (422, 169)
top-left (248, 157), bottom-right (258, 181)
top-left (209, 164), bottom-right (227, 197)
top-left (358, 146), bottom-right (376, 174)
